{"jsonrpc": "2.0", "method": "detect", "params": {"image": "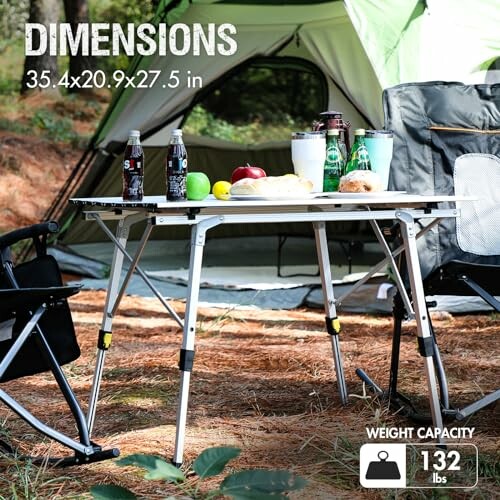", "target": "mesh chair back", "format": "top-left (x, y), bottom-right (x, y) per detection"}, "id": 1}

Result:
top-left (384, 81), bottom-right (500, 279)
top-left (0, 255), bottom-right (80, 382)
top-left (454, 154), bottom-right (500, 255)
